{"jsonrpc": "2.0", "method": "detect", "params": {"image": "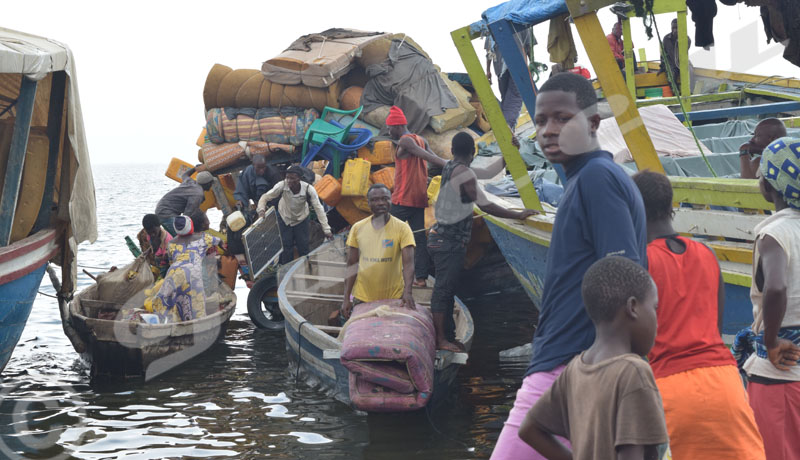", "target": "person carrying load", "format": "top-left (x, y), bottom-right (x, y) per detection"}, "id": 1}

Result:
top-left (137, 213), bottom-right (173, 279)
top-left (155, 166), bottom-right (213, 236)
top-left (256, 165), bottom-right (332, 265)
